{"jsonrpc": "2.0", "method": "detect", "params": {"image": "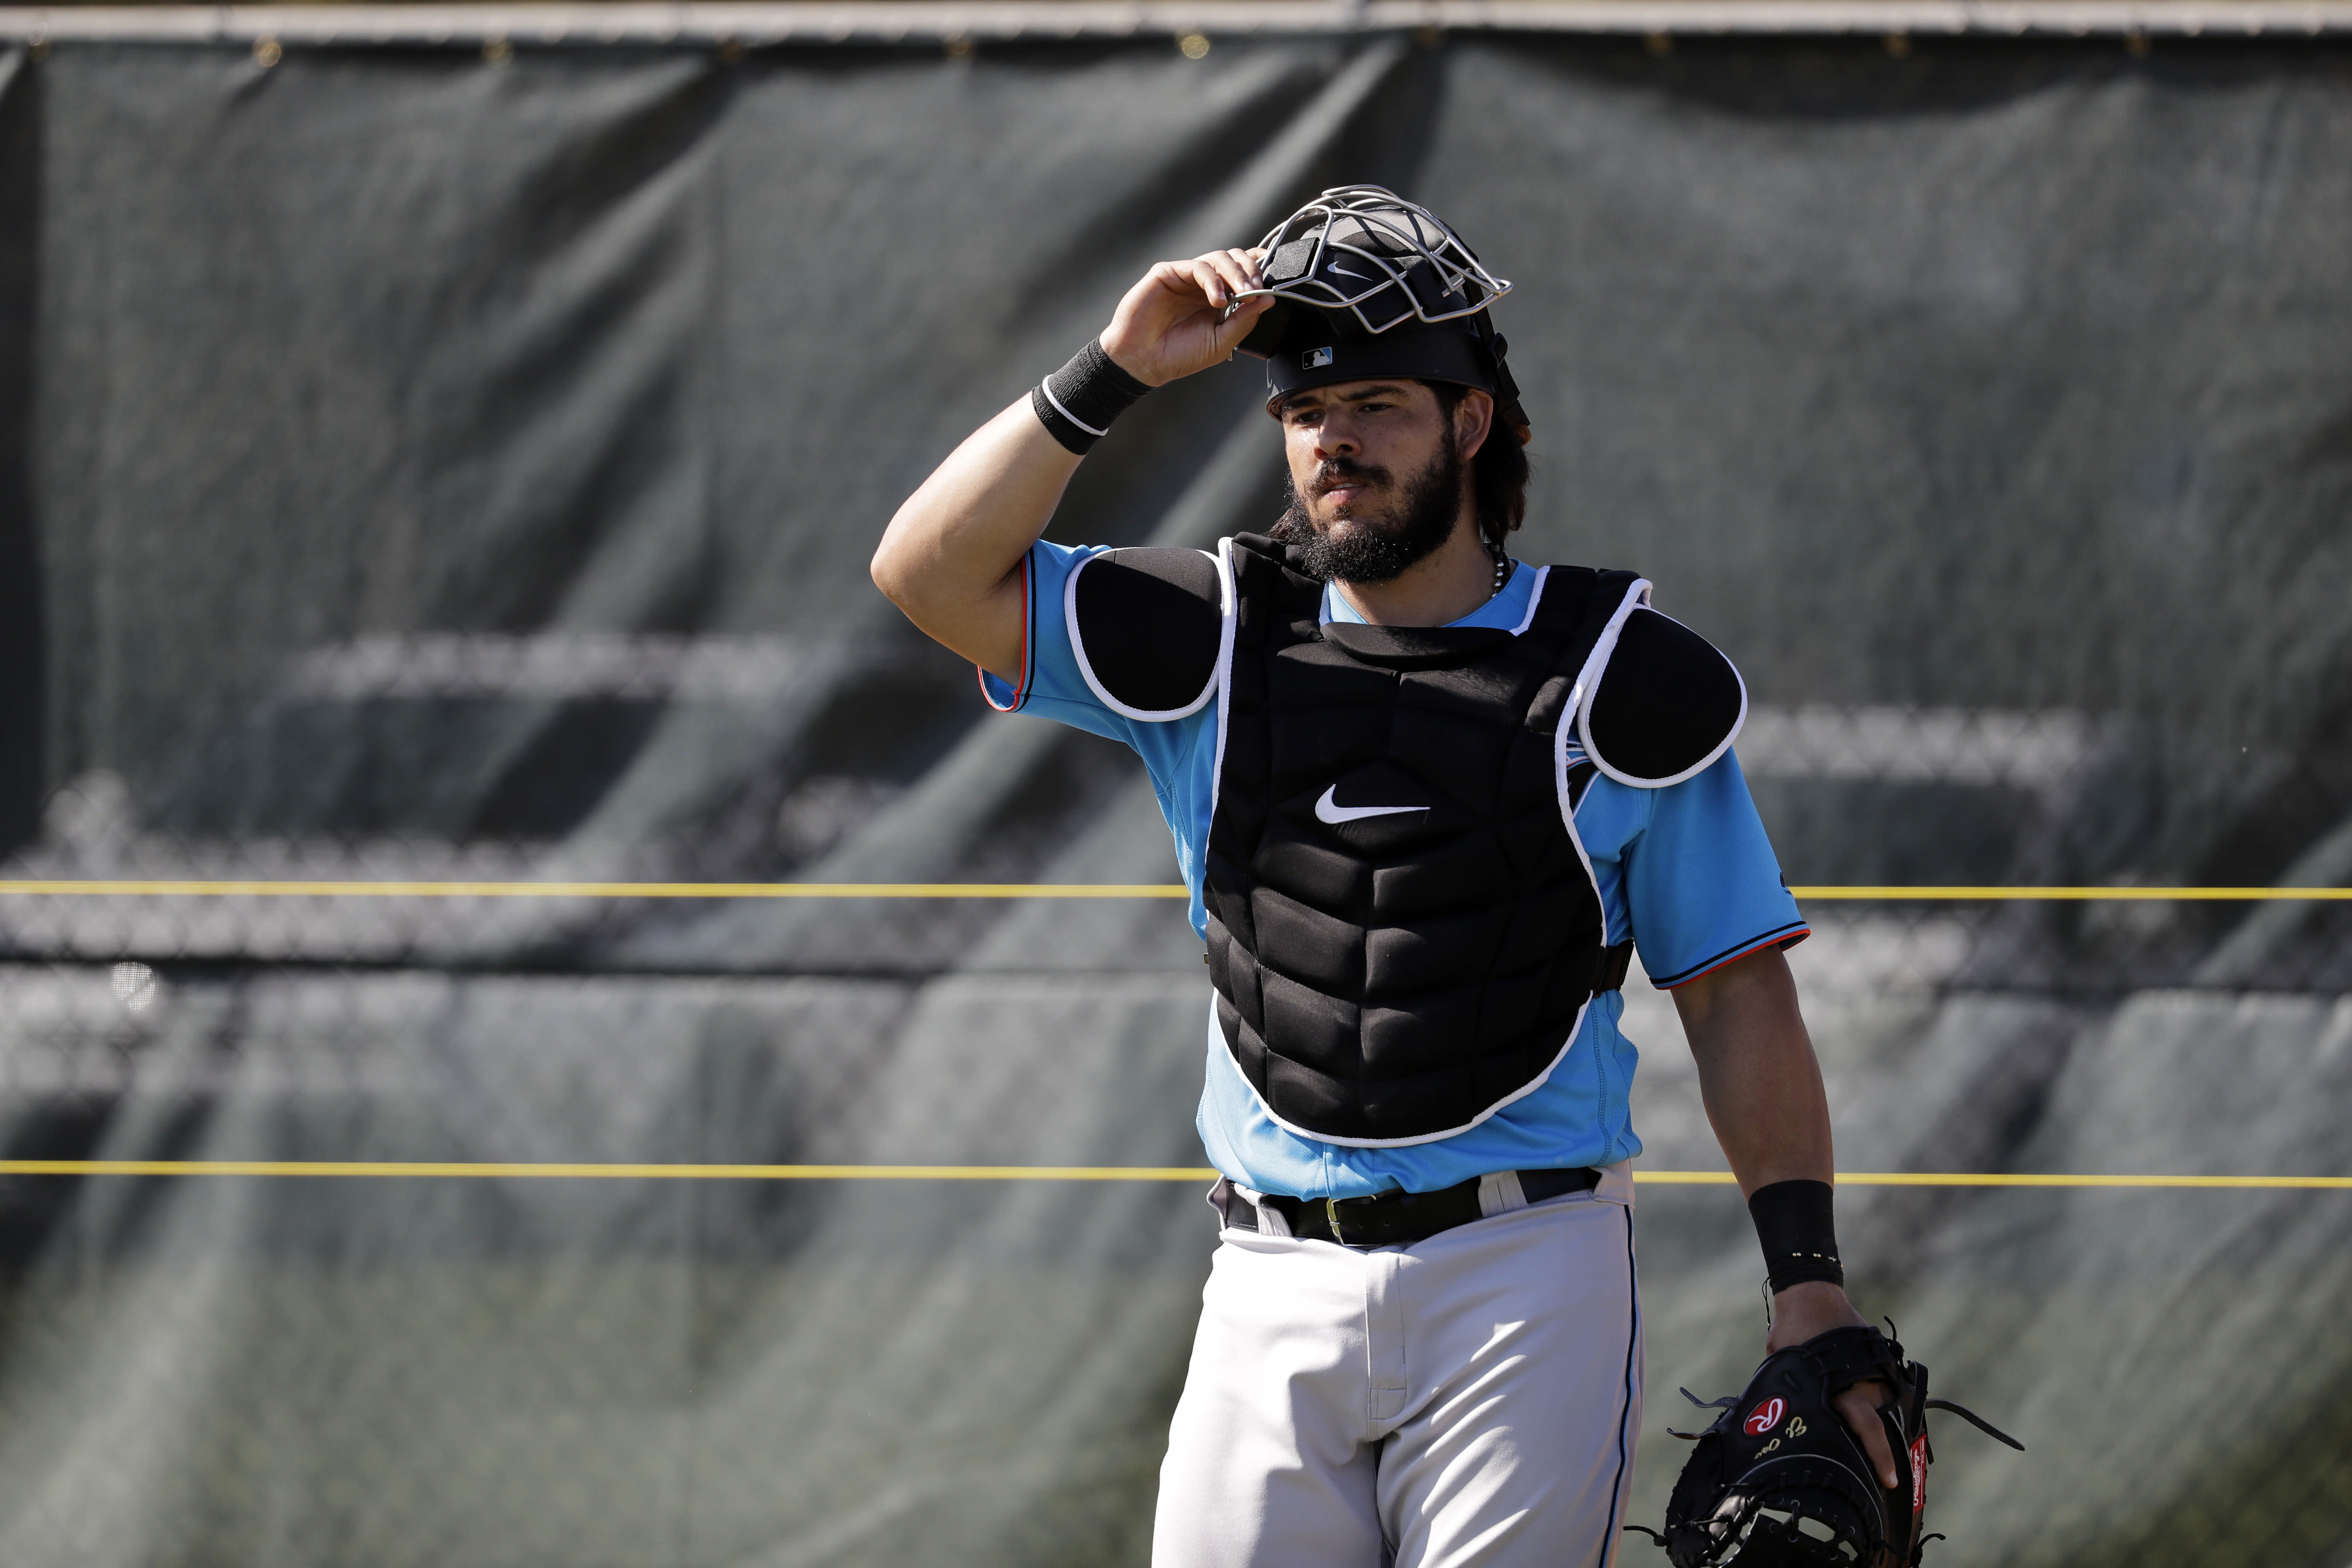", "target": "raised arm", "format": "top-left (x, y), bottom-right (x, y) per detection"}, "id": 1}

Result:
top-left (870, 248), bottom-right (1272, 680)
